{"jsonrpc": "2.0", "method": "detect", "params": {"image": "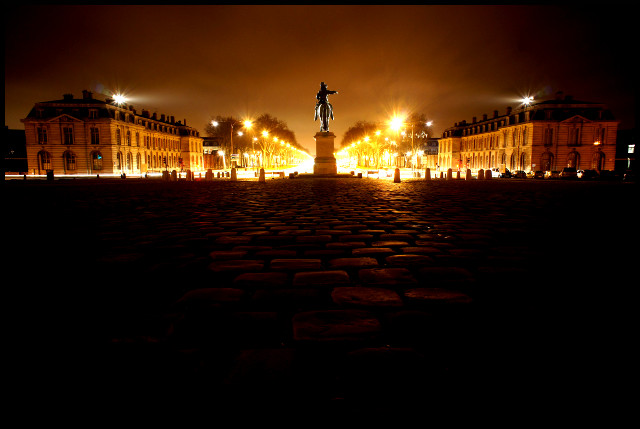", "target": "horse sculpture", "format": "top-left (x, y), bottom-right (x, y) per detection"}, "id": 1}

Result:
top-left (314, 82), bottom-right (338, 132)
